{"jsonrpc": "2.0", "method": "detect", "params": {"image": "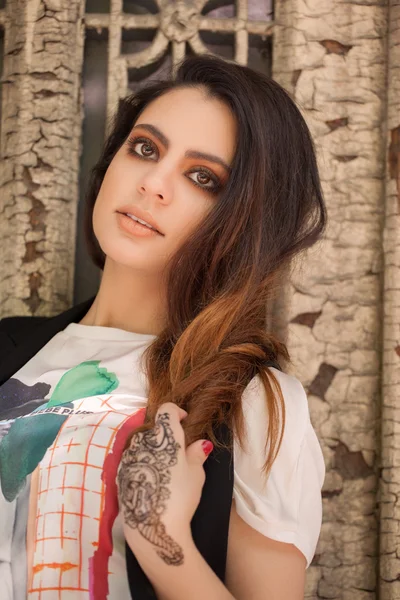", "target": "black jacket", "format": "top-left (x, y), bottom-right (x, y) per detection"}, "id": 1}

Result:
top-left (0, 297), bottom-right (234, 599)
